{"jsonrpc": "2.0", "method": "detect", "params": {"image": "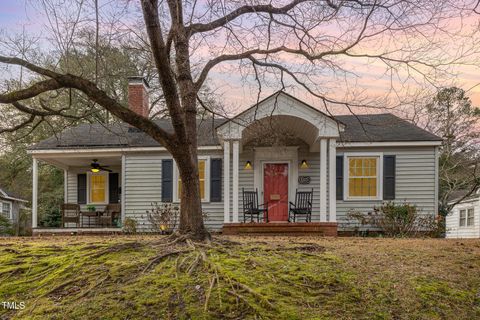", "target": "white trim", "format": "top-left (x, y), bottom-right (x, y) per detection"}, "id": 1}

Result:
top-left (27, 145), bottom-right (222, 155)
top-left (32, 158), bottom-right (38, 228)
top-left (121, 154), bottom-right (126, 223)
top-left (232, 140), bottom-right (240, 223)
top-left (319, 139), bottom-right (328, 221)
top-left (172, 157), bottom-right (211, 203)
top-left (343, 152), bottom-right (383, 201)
top-left (337, 141), bottom-right (442, 147)
top-left (0, 201), bottom-right (13, 220)
top-left (64, 169), bottom-right (68, 203)
top-left (223, 141), bottom-right (230, 223)
top-left (87, 171), bottom-right (110, 205)
top-left (253, 147), bottom-right (298, 204)
top-left (328, 138), bottom-right (337, 222)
